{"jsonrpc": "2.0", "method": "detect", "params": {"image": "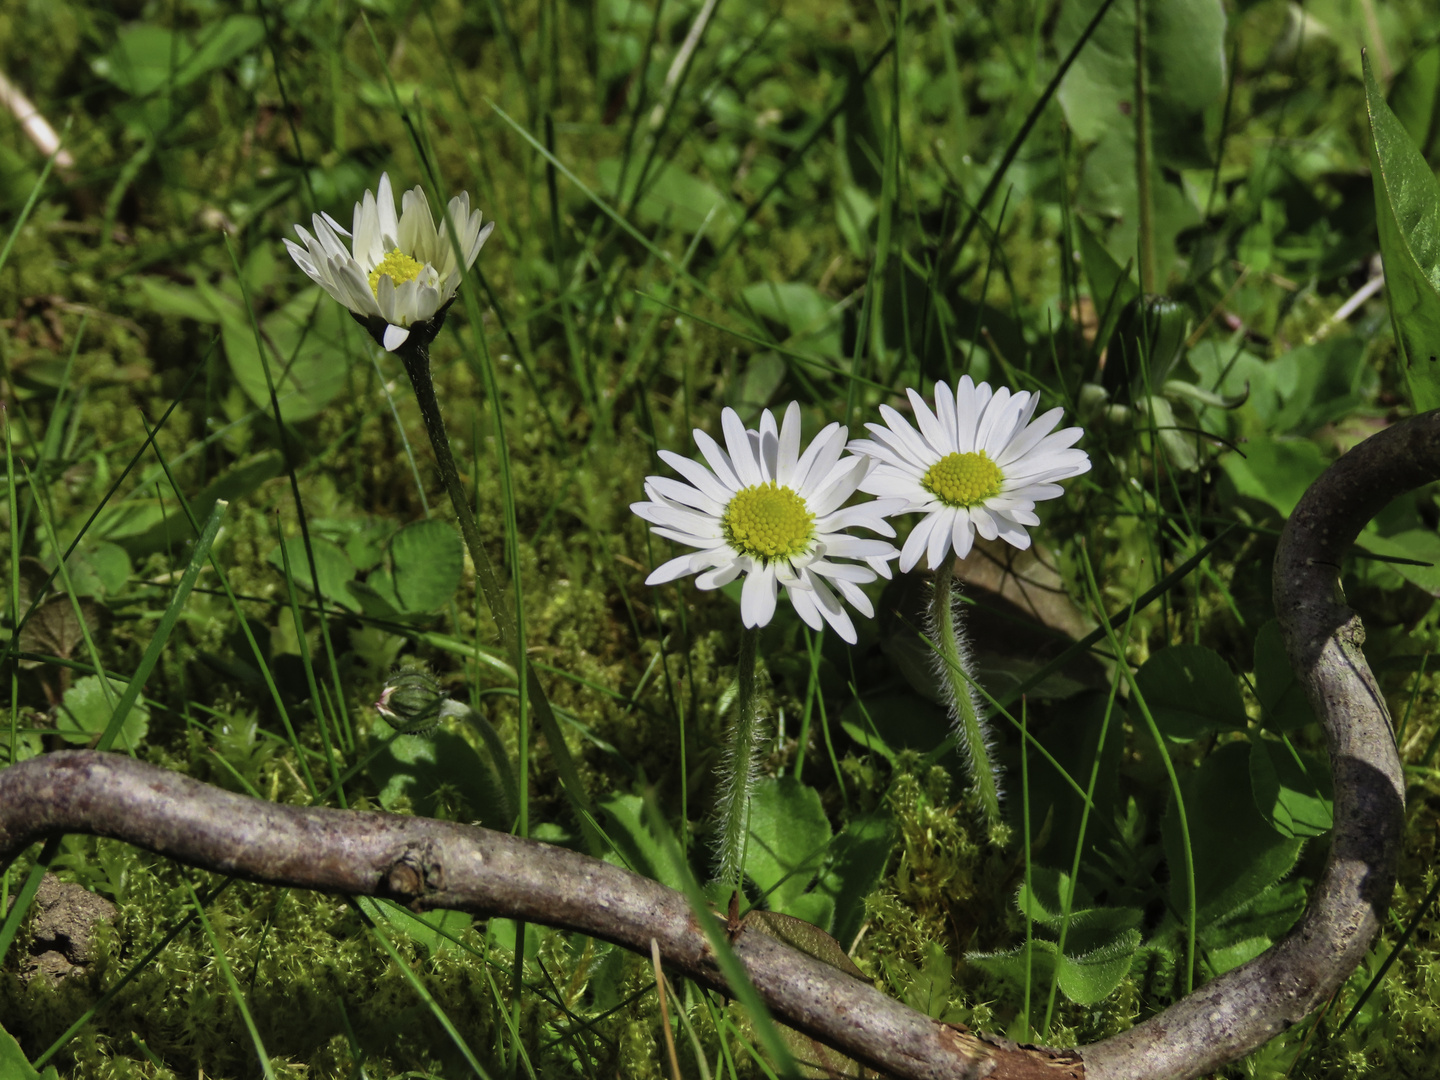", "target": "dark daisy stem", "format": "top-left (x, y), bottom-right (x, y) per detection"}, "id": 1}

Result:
top-left (716, 624), bottom-right (762, 888)
top-left (932, 560), bottom-right (1003, 832)
top-left (395, 340), bottom-right (514, 645)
